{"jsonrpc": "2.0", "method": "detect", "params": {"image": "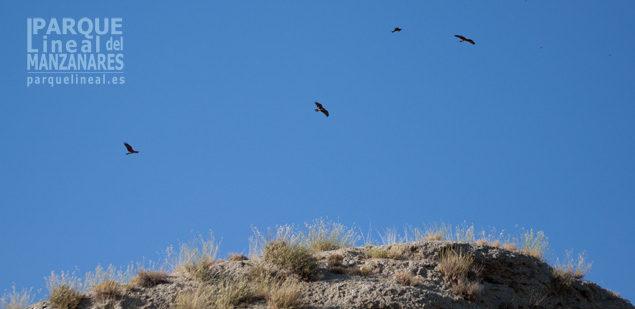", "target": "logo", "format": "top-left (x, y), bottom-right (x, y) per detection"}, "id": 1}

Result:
top-left (26, 17), bottom-right (125, 87)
